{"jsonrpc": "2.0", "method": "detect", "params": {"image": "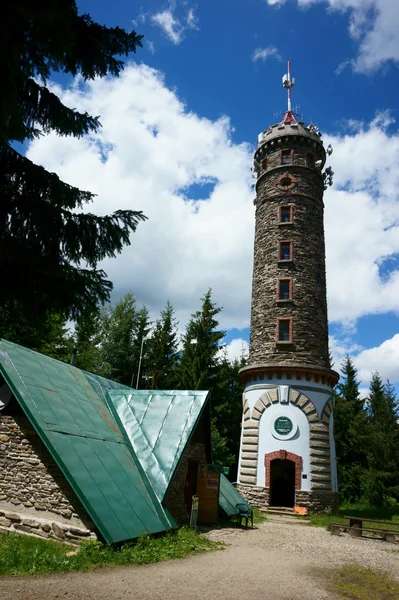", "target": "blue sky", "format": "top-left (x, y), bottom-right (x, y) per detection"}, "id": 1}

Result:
top-left (27, 0), bottom-right (399, 394)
